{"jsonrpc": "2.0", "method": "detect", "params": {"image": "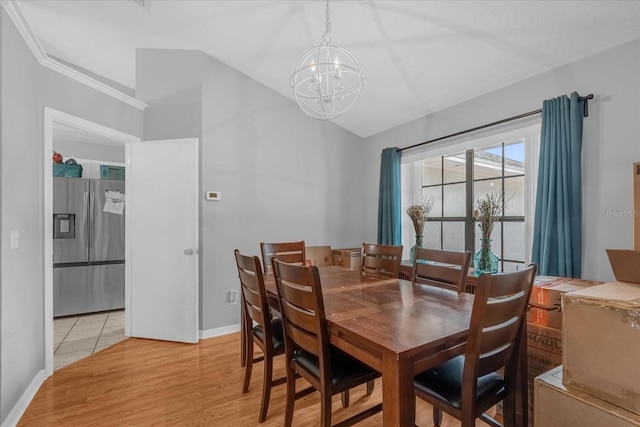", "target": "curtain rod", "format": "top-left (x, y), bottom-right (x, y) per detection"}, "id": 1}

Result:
top-left (398, 94), bottom-right (594, 153)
